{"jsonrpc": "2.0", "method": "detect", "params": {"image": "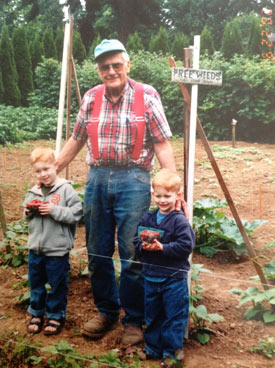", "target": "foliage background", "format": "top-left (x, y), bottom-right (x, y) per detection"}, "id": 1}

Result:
top-left (0, 0), bottom-right (274, 145)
